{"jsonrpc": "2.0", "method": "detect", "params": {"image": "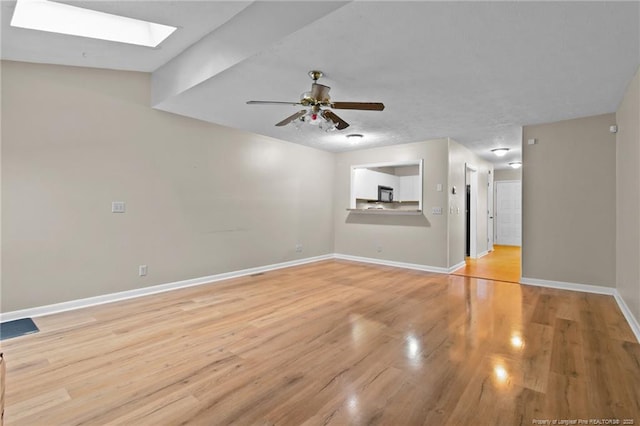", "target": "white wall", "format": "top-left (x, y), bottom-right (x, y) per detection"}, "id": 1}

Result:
top-left (616, 66), bottom-right (640, 322)
top-left (1, 61), bottom-right (335, 312)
